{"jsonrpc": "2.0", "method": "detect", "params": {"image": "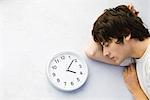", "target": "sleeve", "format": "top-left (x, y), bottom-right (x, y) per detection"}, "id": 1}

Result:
top-left (143, 58), bottom-right (150, 99)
